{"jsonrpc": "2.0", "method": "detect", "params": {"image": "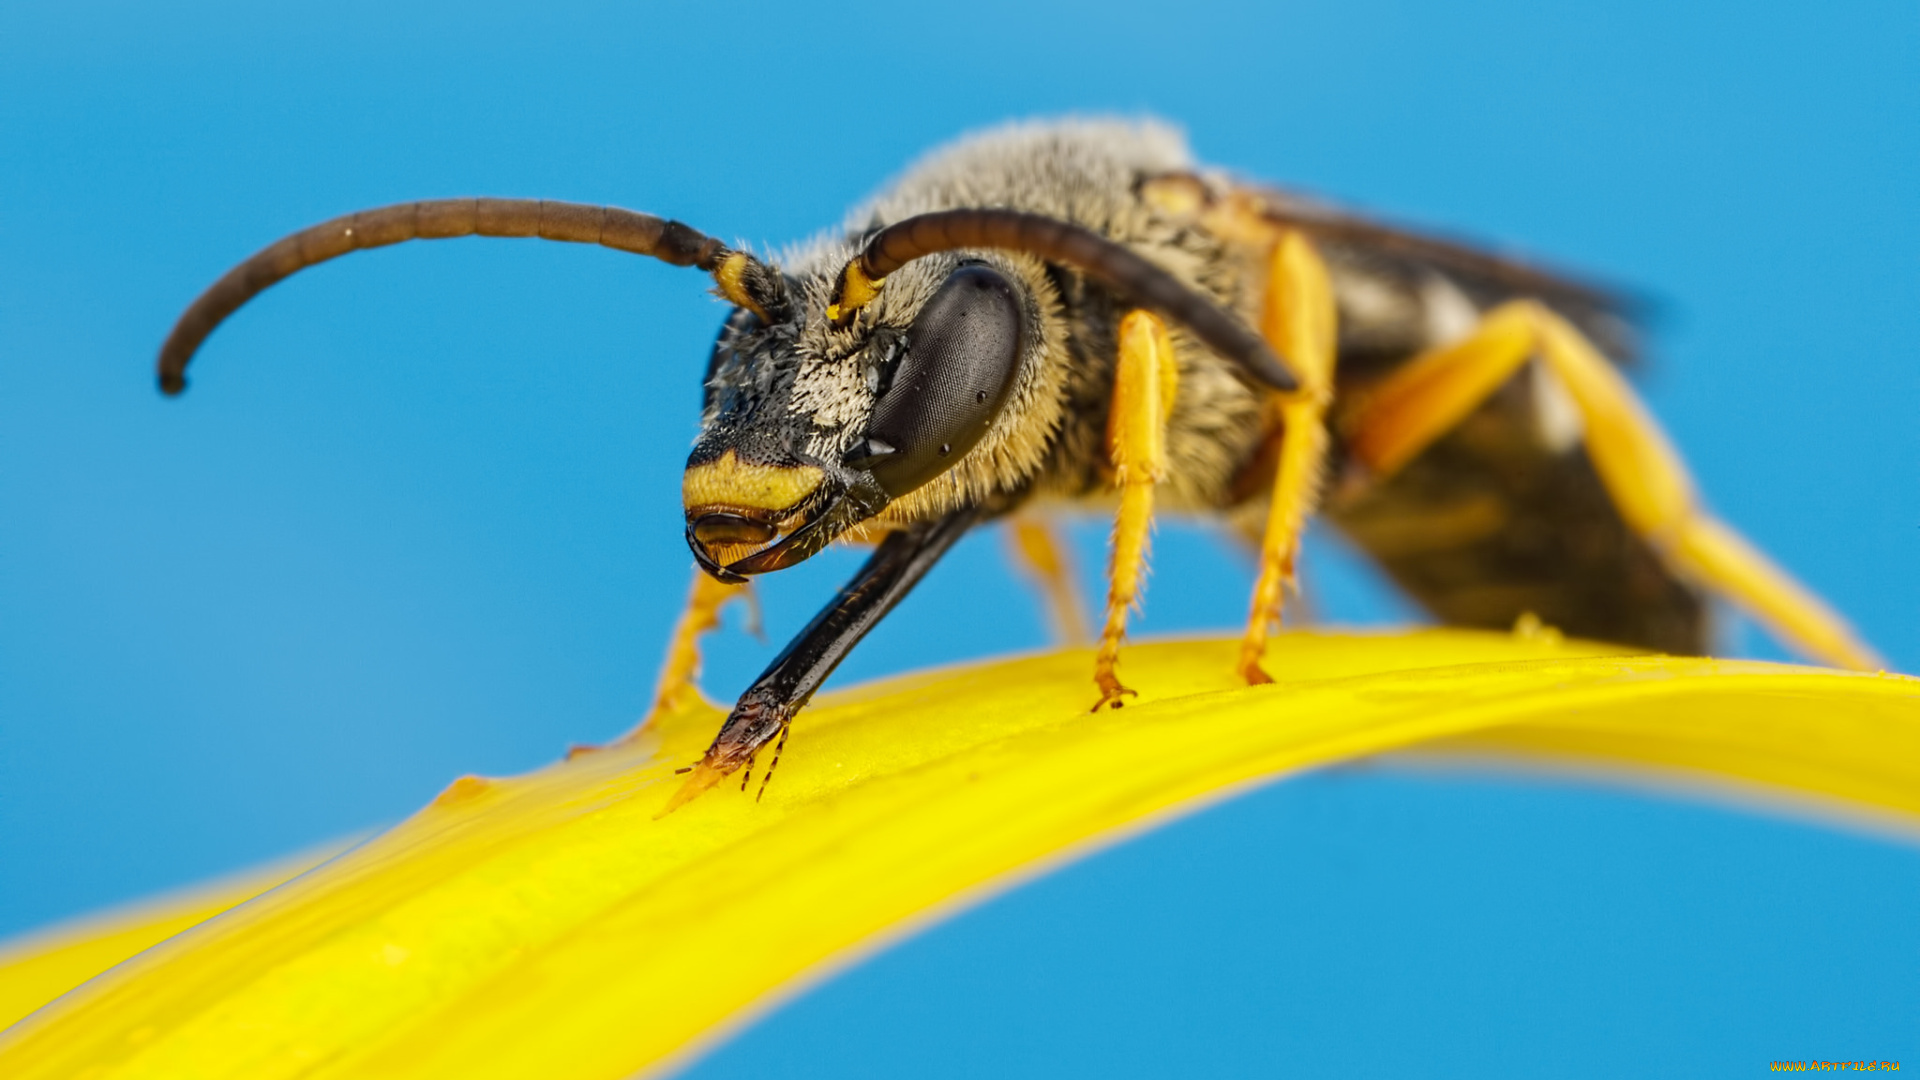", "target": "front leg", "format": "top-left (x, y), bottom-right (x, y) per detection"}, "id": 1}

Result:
top-left (641, 566), bottom-right (753, 726)
top-left (662, 507), bottom-right (981, 813)
top-left (1092, 310), bottom-right (1179, 711)
top-left (1006, 515), bottom-right (1091, 646)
